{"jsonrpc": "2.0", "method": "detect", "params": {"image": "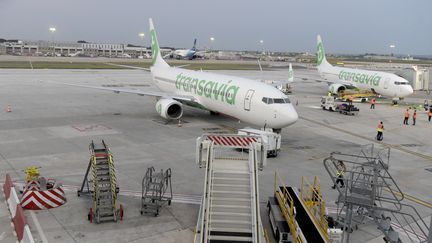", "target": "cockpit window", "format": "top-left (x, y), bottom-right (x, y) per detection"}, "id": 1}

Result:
top-left (262, 97), bottom-right (290, 104)
top-left (394, 81), bottom-right (409, 85)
